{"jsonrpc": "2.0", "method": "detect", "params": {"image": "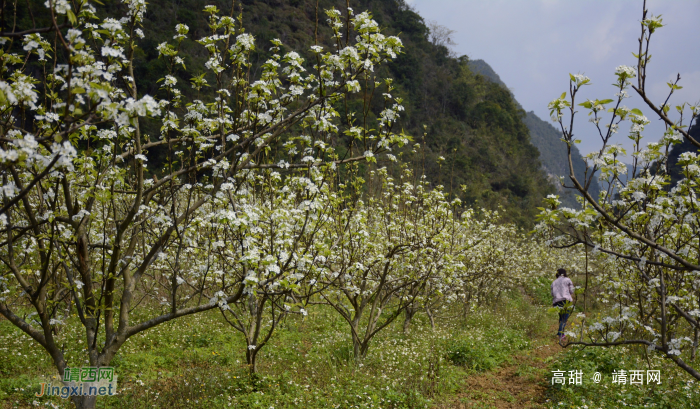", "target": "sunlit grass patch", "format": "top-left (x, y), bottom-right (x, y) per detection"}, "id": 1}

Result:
top-left (545, 346), bottom-right (700, 409)
top-left (1, 291), bottom-right (553, 408)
